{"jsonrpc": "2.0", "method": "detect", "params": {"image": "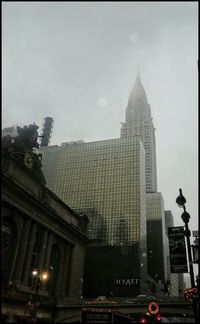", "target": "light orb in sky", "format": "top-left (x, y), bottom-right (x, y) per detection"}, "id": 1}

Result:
top-left (98, 97), bottom-right (108, 108)
top-left (129, 33), bottom-right (139, 42)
